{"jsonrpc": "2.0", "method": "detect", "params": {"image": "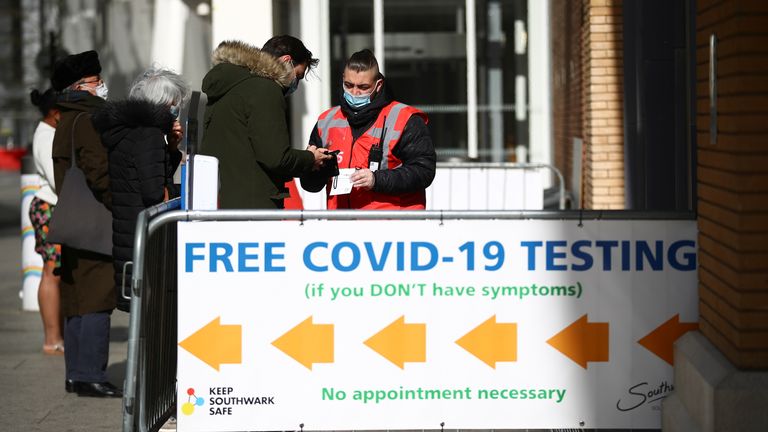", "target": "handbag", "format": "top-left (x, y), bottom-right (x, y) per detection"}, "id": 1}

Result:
top-left (47, 112), bottom-right (113, 256)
